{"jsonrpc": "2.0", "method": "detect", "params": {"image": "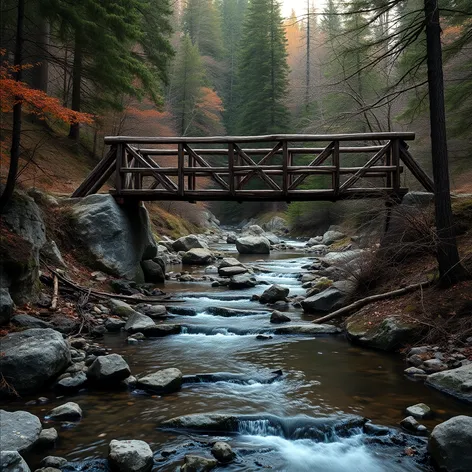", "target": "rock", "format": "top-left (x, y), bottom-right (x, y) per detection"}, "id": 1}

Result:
top-left (108, 439), bottom-right (153, 472)
top-left (40, 457), bottom-right (67, 468)
top-left (259, 285), bottom-right (289, 304)
top-left (425, 364), bottom-right (472, 403)
top-left (235, 236), bottom-right (270, 255)
top-left (346, 315), bottom-right (423, 351)
top-left (141, 260), bottom-right (165, 283)
top-left (87, 354), bottom-right (131, 384)
top-left (167, 306), bottom-right (198, 316)
top-left (40, 240), bottom-right (66, 268)
top-left (136, 368), bottom-right (182, 394)
top-left (136, 304), bottom-right (167, 318)
top-left (400, 416), bottom-right (428, 436)
top-left (243, 224), bottom-right (265, 236)
top-left (109, 299), bottom-right (138, 318)
top-left (265, 233), bottom-right (280, 245)
top-left (423, 358), bottom-right (448, 372)
top-left (321, 230), bottom-right (345, 245)
top-left (206, 307), bottom-right (264, 317)
top-left (105, 318), bottom-right (126, 332)
top-left (48, 402), bottom-right (82, 421)
top-left (306, 236), bottom-right (323, 246)
top-left (228, 274), bottom-right (258, 289)
top-left (270, 311), bottom-right (291, 324)
top-left (172, 235), bottom-right (208, 252)
top-left (0, 328), bottom-right (71, 395)
top-left (321, 250), bottom-right (363, 267)
top-left (428, 415), bottom-right (472, 472)
top-left (124, 312), bottom-right (155, 333)
top-left (56, 372), bottom-right (87, 392)
top-left (127, 337), bottom-right (139, 345)
top-left (35, 428), bottom-right (58, 449)
top-left (301, 283), bottom-right (349, 313)
top-left (404, 367), bottom-right (427, 378)
top-left (11, 314), bottom-right (52, 329)
top-left (402, 191), bottom-right (434, 206)
top-left (182, 248), bottom-right (214, 265)
top-left (262, 216), bottom-right (288, 233)
top-left (142, 324), bottom-right (182, 337)
top-left (256, 334), bottom-right (273, 340)
top-left (273, 324), bottom-right (340, 335)
top-left (218, 266), bottom-right (248, 277)
top-left (69, 194), bottom-right (156, 280)
top-left (0, 451), bottom-right (31, 472)
top-left (219, 257), bottom-right (243, 269)
top-left (211, 442), bottom-right (235, 463)
top-left (406, 403), bottom-right (432, 419)
top-left (180, 455), bottom-right (217, 472)
top-left (0, 410), bottom-right (42, 453)
top-left (0, 288), bottom-right (14, 325)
